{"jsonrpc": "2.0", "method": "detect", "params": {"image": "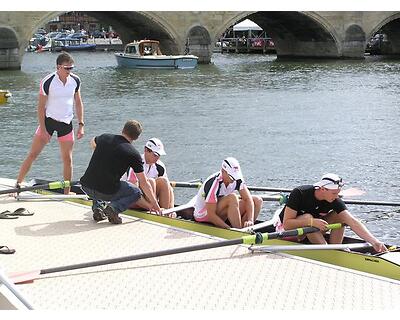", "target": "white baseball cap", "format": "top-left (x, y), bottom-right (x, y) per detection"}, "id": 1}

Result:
top-left (221, 157), bottom-right (243, 181)
top-left (314, 173), bottom-right (344, 190)
top-left (145, 138), bottom-right (166, 156)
